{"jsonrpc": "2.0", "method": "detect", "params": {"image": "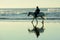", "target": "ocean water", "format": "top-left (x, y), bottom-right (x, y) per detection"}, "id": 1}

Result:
top-left (0, 8), bottom-right (60, 40)
top-left (0, 8), bottom-right (60, 20)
